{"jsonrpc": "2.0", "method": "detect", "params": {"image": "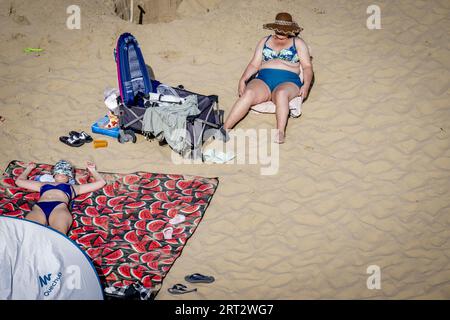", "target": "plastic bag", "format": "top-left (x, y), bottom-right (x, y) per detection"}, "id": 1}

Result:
top-left (104, 87), bottom-right (120, 115)
top-left (156, 84), bottom-right (180, 98)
